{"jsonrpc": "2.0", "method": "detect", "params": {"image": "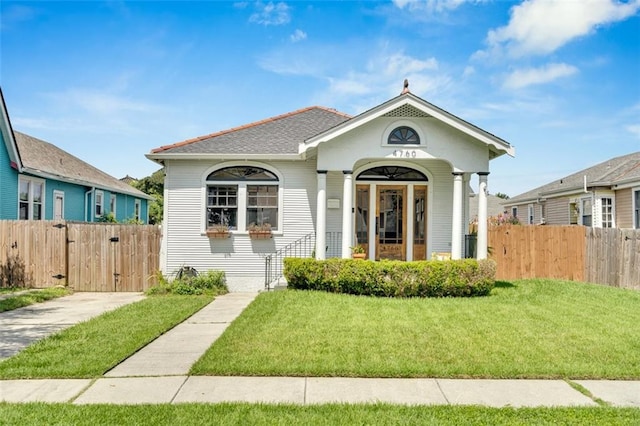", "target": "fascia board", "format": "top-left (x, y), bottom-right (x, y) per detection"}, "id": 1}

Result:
top-left (146, 153), bottom-right (303, 162)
